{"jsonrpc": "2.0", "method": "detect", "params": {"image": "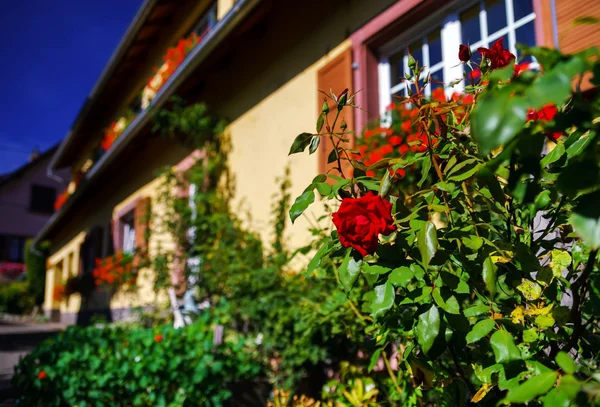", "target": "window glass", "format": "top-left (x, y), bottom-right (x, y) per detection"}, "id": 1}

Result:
top-left (430, 71), bottom-right (444, 91)
top-left (485, 0), bottom-right (507, 35)
top-left (428, 31), bottom-right (443, 66)
top-left (30, 184), bottom-right (56, 214)
top-left (514, 0), bottom-right (534, 21)
top-left (121, 212), bottom-right (136, 254)
top-left (461, 5), bottom-right (481, 44)
top-left (389, 52), bottom-right (405, 88)
top-left (516, 22), bottom-right (536, 57)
